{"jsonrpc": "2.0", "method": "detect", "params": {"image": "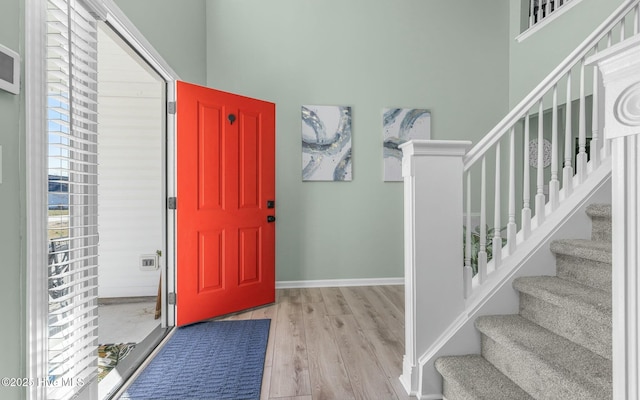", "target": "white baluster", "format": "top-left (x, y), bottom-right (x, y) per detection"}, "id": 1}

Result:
top-left (591, 47), bottom-right (601, 169)
top-left (493, 142), bottom-right (502, 269)
top-left (536, 100), bottom-right (546, 226)
top-left (620, 18), bottom-right (626, 42)
top-left (635, 5), bottom-right (639, 34)
top-left (564, 70), bottom-right (574, 196)
top-left (522, 113), bottom-right (532, 239)
top-left (544, 0), bottom-right (550, 19)
top-left (577, 58), bottom-right (587, 183)
top-left (530, 0), bottom-right (535, 27)
top-left (464, 172), bottom-right (472, 298)
top-left (550, 85), bottom-right (560, 210)
top-left (507, 127), bottom-right (517, 255)
top-left (478, 156), bottom-right (487, 283)
top-left (604, 34), bottom-right (612, 158)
